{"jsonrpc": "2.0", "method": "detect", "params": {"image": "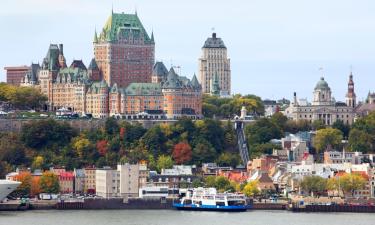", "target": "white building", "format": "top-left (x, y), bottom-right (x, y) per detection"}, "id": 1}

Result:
top-left (284, 75), bottom-right (356, 125)
top-left (95, 168), bottom-right (120, 198)
top-left (117, 164), bottom-right (140, 198)
top-left (161, 165), bottom-right (193, 176)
